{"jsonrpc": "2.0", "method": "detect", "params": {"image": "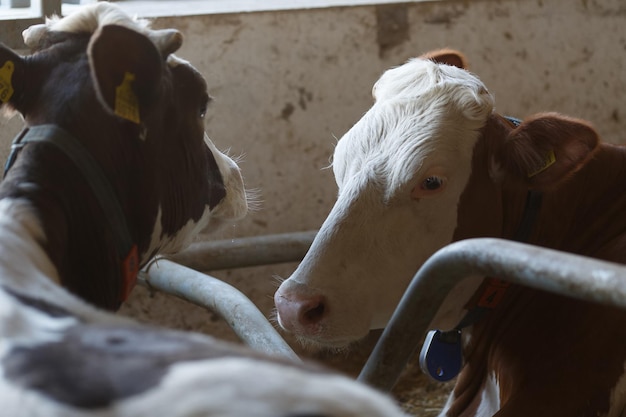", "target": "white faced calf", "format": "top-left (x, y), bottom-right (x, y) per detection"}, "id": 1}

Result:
top-left (275, 51), bottom-right (494, 346)
top-left (274, 49), bottom-right (602, 347)
top-left (275, 49), bottom-right (626, 417)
